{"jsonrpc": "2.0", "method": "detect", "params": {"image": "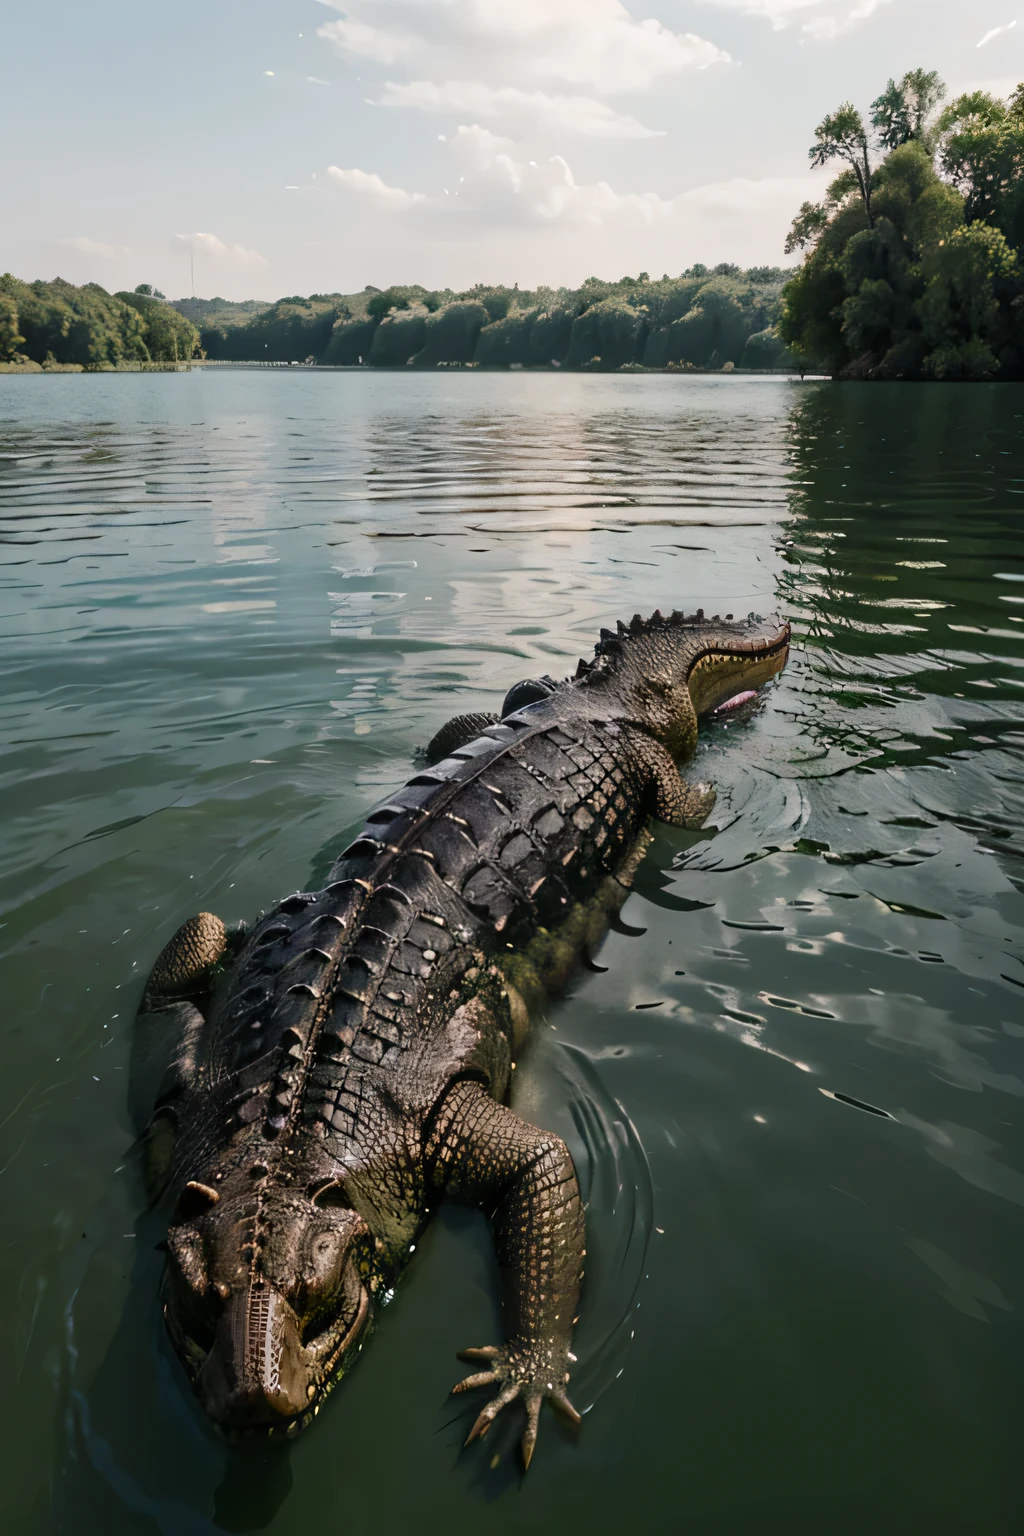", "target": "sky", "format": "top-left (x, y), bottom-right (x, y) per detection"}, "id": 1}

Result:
top-left (1, 0), bottom-right (1018, 299)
